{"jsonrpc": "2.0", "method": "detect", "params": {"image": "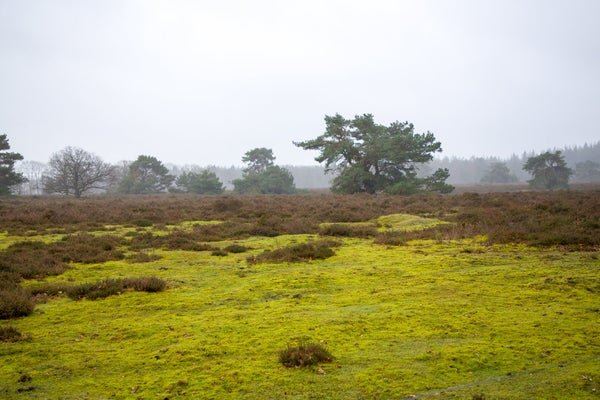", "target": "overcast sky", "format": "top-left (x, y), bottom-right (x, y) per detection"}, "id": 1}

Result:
top-left (1, 0), bottom-right (599, 166)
